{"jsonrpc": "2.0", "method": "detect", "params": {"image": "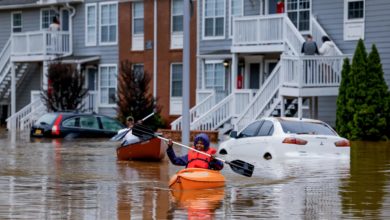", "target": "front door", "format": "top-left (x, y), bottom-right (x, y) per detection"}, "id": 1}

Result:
top-left (60, 9), bottom-right (70, 31)
top-left (249, 63), bottom-right (261, 89)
